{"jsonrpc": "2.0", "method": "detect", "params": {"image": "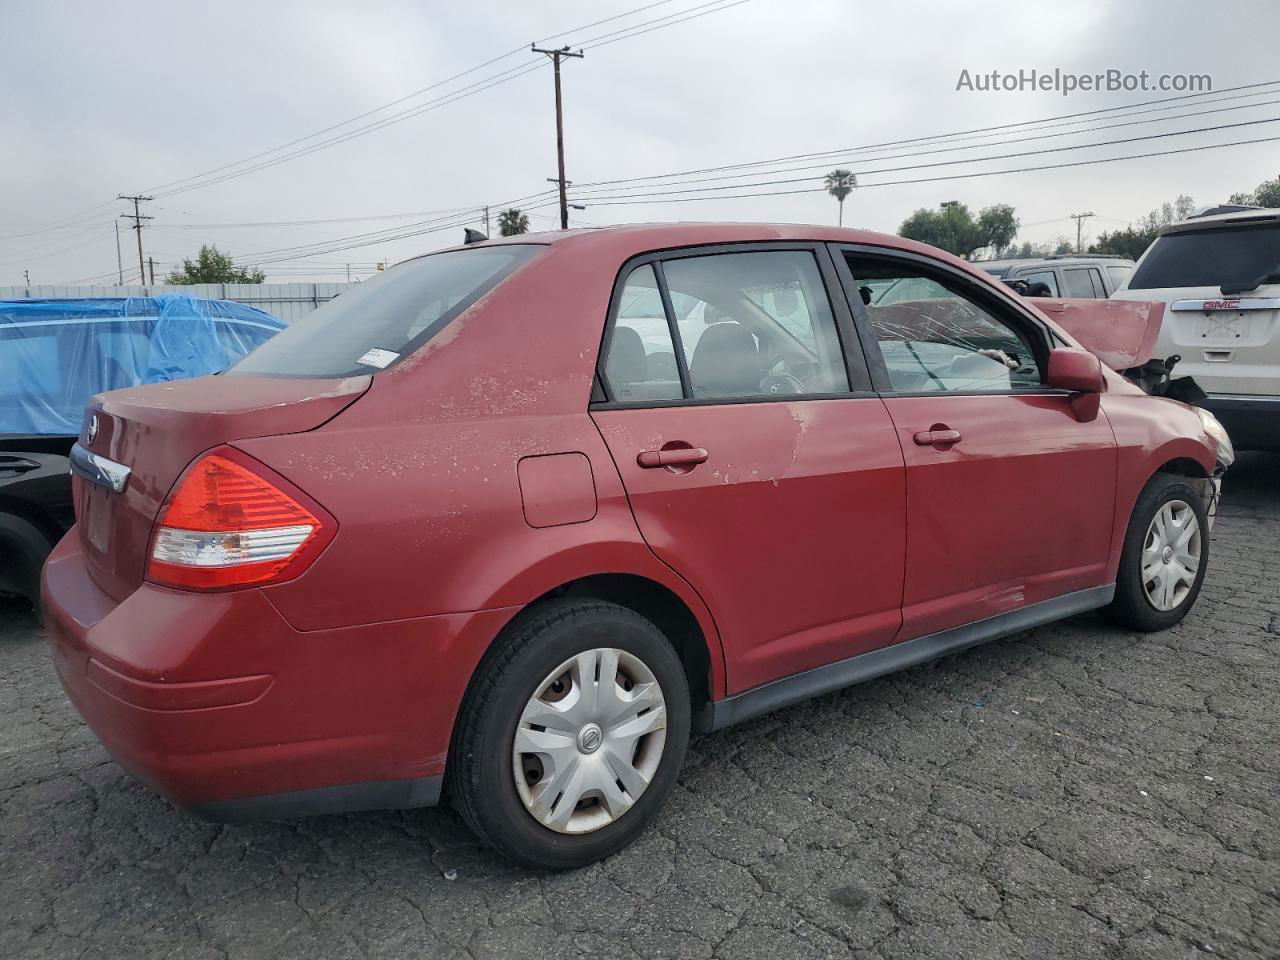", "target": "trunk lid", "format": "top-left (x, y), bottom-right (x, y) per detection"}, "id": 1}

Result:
top-left (75, 373), bottom-right (369, 600)
top-left (1033, 298), bottom-right (1165, 371)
